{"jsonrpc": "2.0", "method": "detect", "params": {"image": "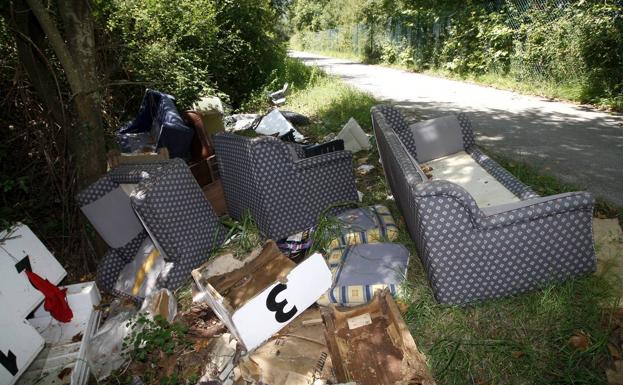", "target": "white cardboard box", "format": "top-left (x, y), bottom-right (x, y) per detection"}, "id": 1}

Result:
top-left (0, 224), bottom-right (67, 321)
top-left (192, 241), bottom-right (332, 351)
top-left (16, 282), bottom-right (101, 385)
top-left (0, 224), bottom-right (100, 385)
